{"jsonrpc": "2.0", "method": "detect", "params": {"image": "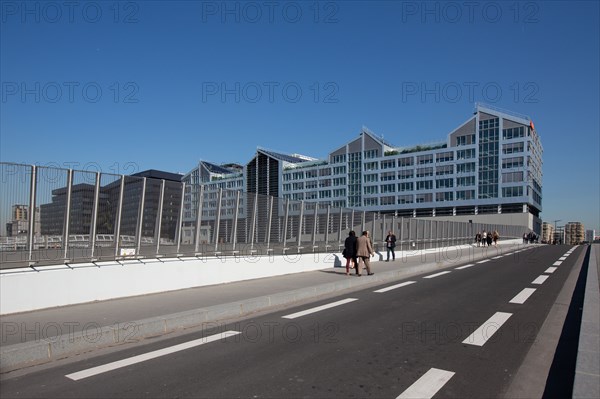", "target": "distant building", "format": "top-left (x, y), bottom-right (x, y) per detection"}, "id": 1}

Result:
top-left (182, 103), bottom-right (544, 233)
top-left (542, 222), bottom-right (555, 243)
top-left (585, 229), bottom-right (596, 243)
top-left (6, 204), bottom-right (40, 237)
top-left (565, 222), bottom-right (585, 245)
